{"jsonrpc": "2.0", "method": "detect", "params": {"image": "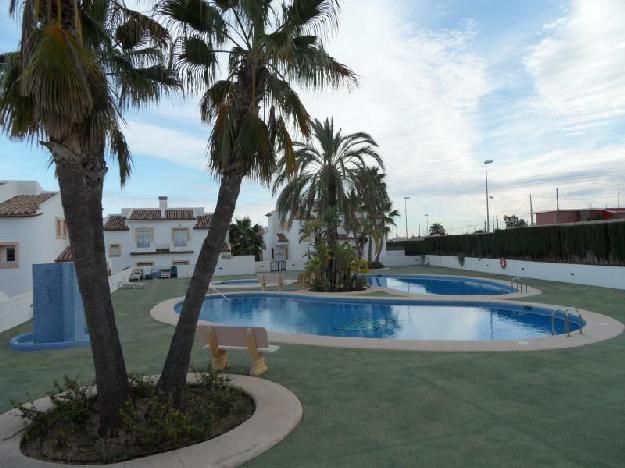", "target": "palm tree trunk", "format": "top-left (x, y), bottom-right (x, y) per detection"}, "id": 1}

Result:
top-left (52, 141), bottom-right (129, 433)
top-left (159, 169), bottom-right (244, 402)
